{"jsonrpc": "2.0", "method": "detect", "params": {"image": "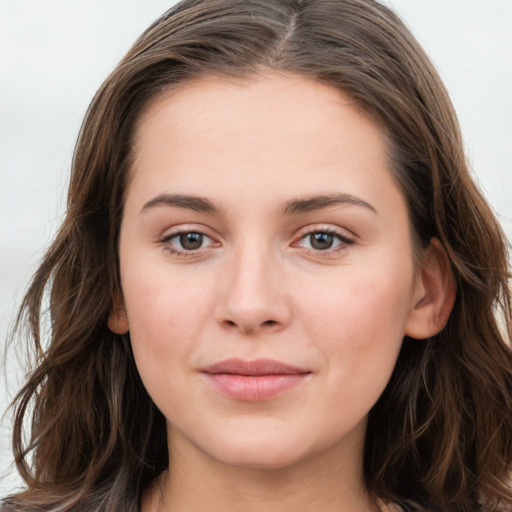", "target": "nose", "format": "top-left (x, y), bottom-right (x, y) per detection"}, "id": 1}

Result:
top-left (214, 241), bottom-right (292, 334)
